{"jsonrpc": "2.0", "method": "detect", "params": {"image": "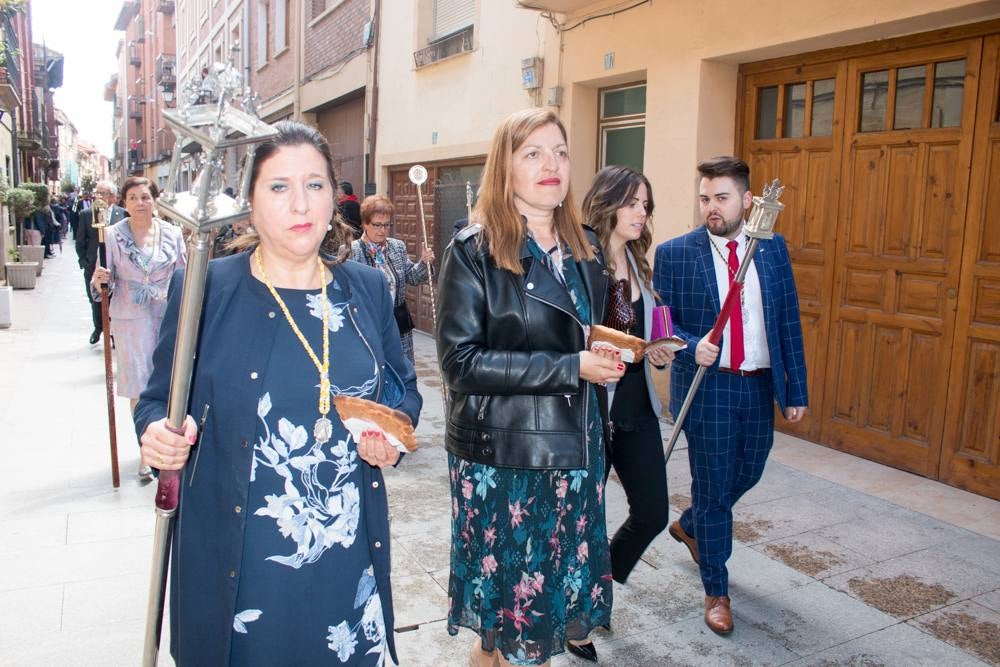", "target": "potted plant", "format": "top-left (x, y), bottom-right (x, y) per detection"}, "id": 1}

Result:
top-left (6, 184), bottom-right (45, 275)
top-left (4, 247), bottom-right (37, 289)
top-left (0, 283), bottom-right (11, 327)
